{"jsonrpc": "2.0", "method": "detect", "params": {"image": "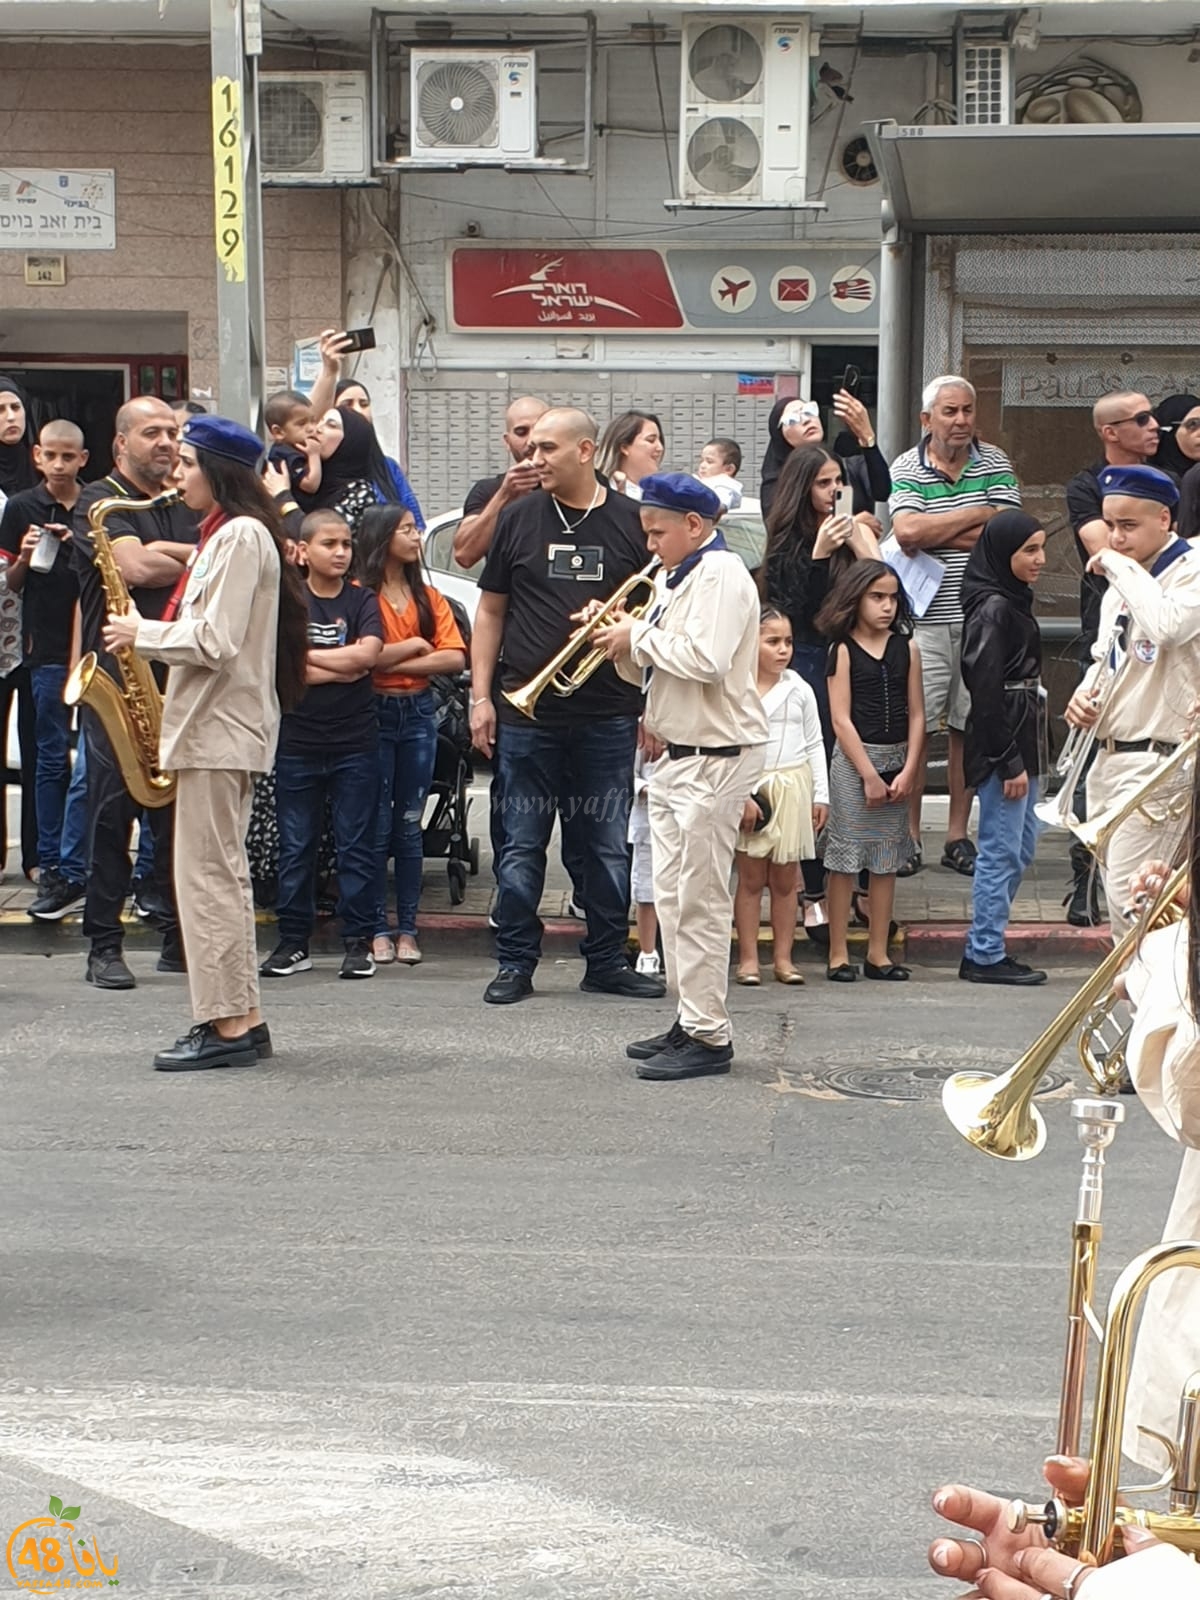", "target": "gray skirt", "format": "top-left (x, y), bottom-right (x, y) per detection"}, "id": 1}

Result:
top-left (823, 741), bottom-right (916, 876)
